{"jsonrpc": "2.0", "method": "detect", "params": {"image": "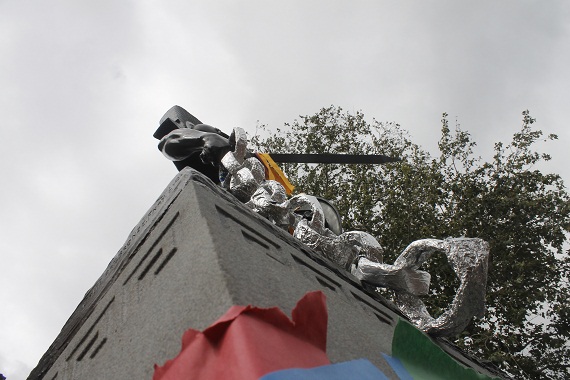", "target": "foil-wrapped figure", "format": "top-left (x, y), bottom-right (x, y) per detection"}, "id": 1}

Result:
top-left (216, 128), bottom-right (490, 337)
top-left (156, 112), bottom-right (490, 337)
